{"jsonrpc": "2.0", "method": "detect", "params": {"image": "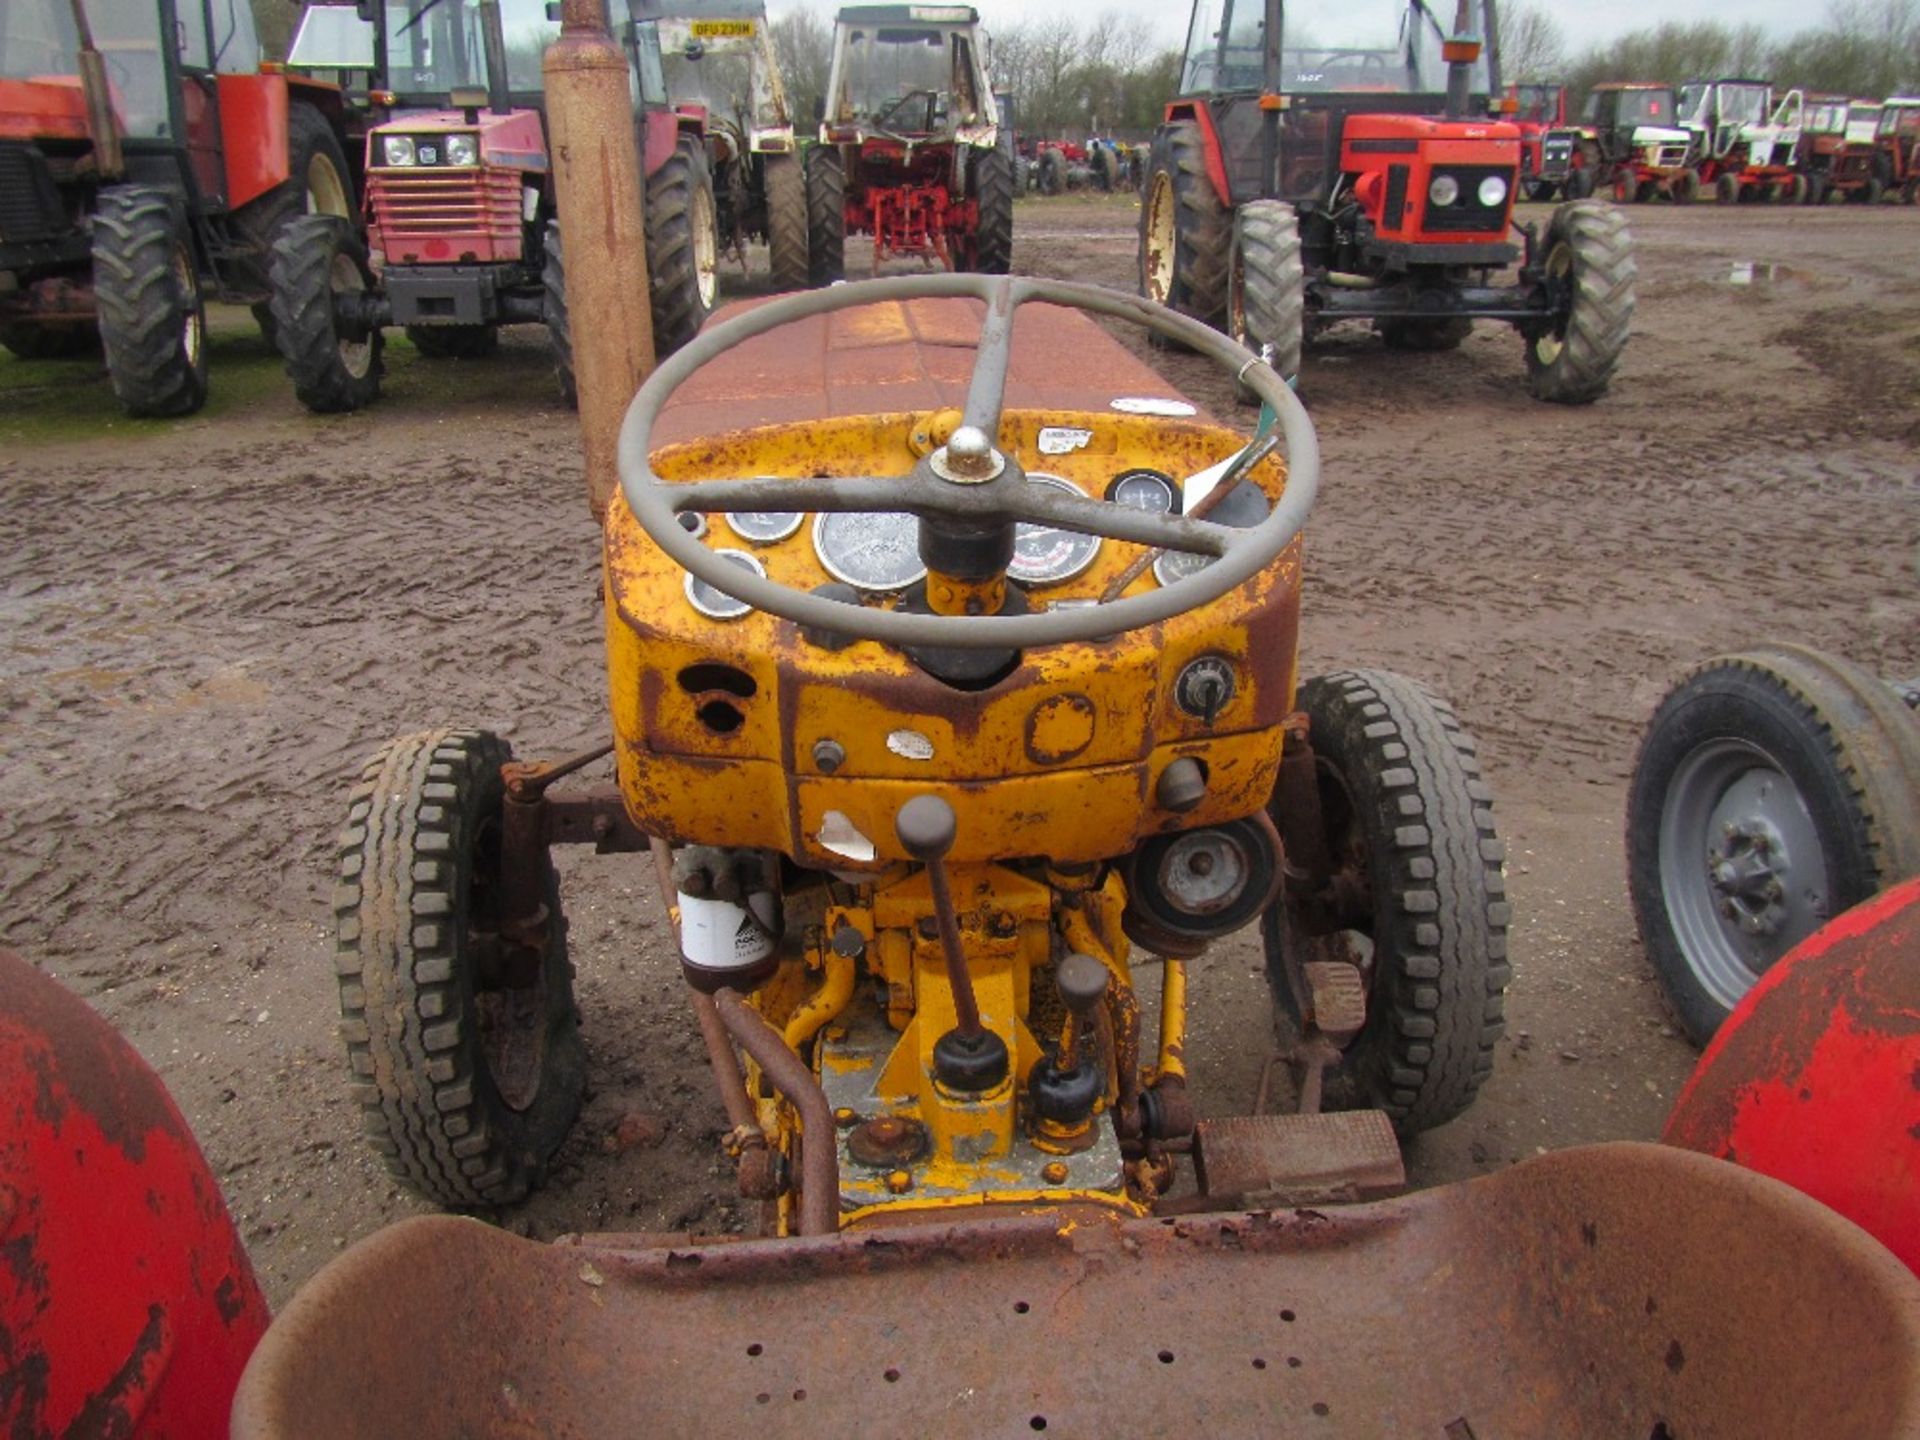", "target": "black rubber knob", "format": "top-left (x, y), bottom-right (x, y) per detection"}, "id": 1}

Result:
top-left (1055, 952), bottom-right (1109, 1015)
top-left (895, 794), bottom-right (957, 861)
